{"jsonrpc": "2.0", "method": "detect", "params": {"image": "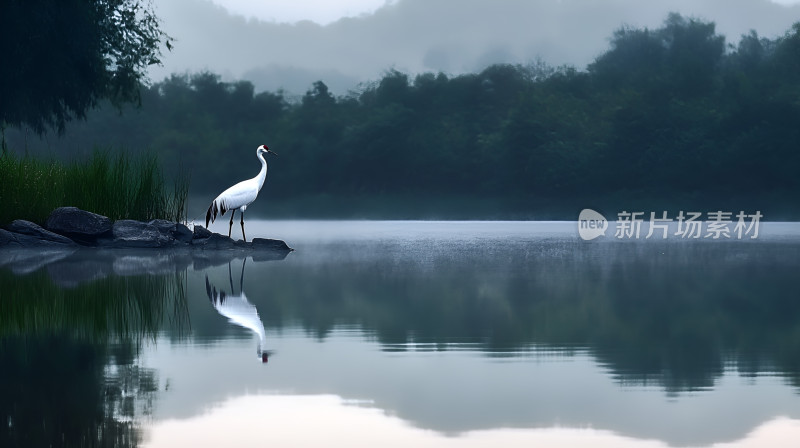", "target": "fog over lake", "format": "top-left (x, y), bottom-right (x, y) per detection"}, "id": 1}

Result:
top-left (3, 221), bottom-right (800, 447)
